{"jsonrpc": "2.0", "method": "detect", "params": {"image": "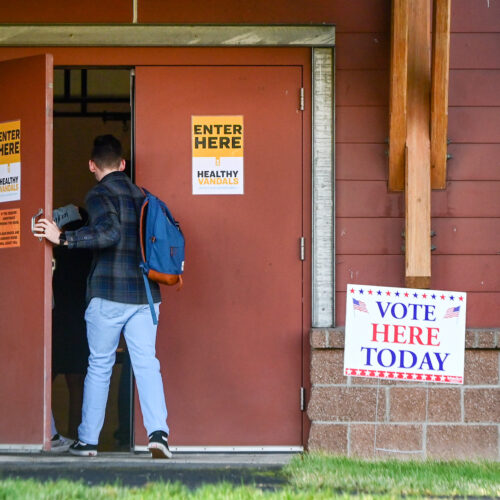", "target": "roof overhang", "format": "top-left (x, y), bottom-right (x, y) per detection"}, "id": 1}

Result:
top-left (0, 24), bottom-right (335, 47)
